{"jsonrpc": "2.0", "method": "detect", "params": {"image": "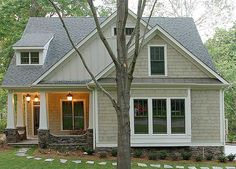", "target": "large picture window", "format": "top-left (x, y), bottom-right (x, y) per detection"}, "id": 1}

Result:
top-left (62, 101), bottom-right (85, 130)
top-left (150, 46), bottom-right (165, 75)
